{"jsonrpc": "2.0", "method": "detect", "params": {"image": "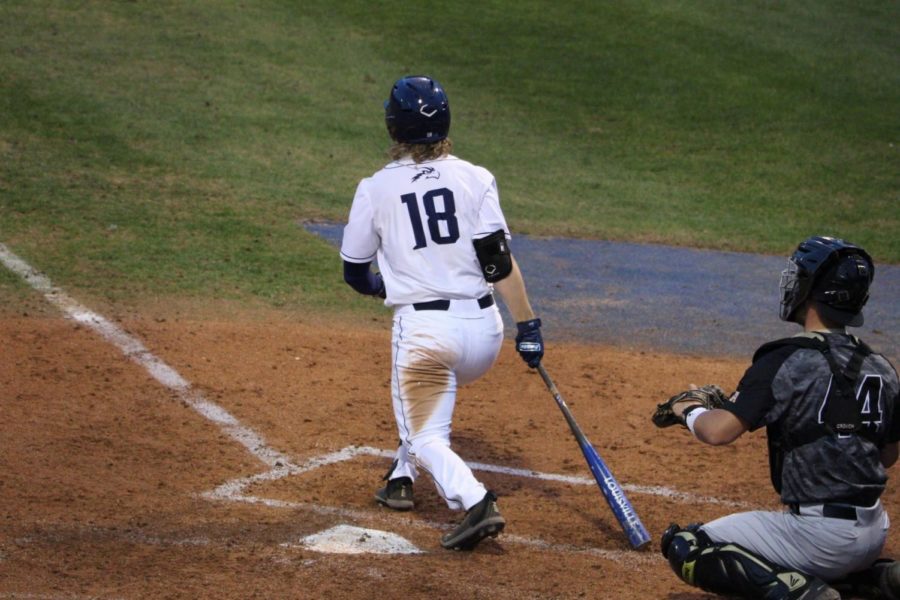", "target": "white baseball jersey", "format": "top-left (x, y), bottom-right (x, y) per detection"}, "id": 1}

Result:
top-left (340, 155), bottom-right (510, 306)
